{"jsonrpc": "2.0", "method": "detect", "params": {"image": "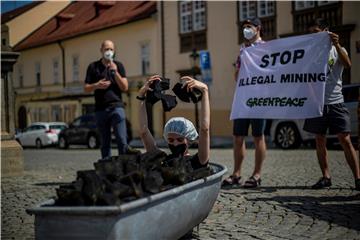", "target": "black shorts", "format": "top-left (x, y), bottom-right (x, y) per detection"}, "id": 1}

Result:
top-left (233, 119), bottom-right (266, 137)
top-left (303, 103), bottom-right (351, 135)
